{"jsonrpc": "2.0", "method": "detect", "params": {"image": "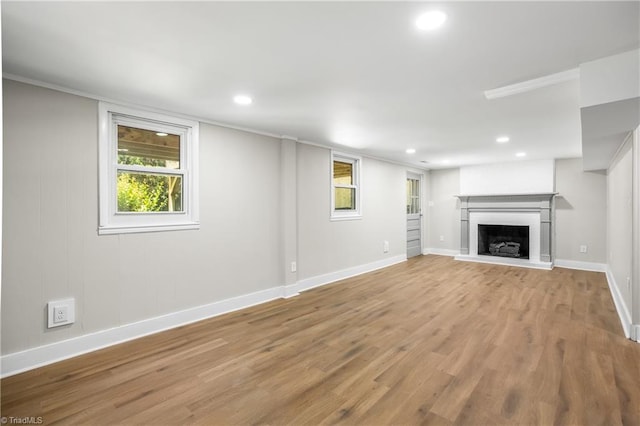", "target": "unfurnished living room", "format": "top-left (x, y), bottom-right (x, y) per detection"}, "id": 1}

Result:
top-left (1, 1), bottom-right (639, 425)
